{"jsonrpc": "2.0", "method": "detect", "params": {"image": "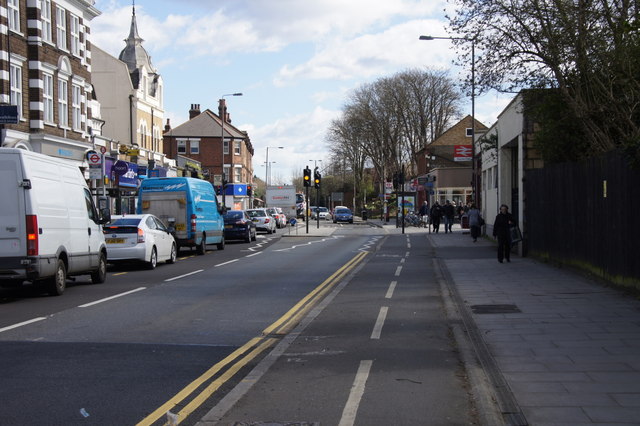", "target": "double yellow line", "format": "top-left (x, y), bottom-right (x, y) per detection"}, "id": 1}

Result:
top-left (137, 250), bottom-right (368, 426)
